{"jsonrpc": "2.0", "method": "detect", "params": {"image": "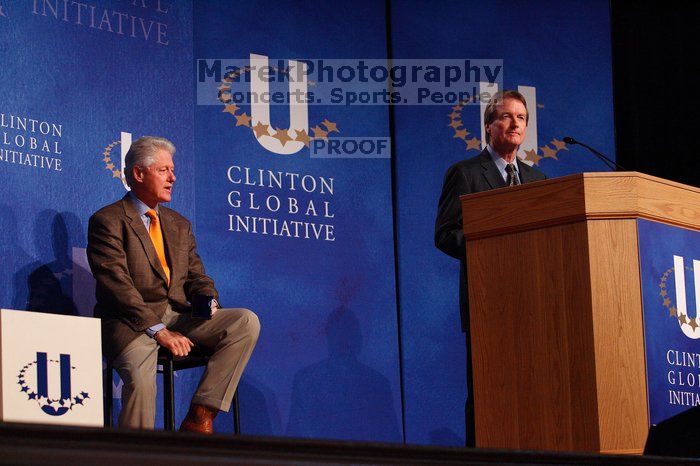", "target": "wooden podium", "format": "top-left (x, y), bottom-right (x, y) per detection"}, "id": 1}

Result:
top-left (460, 172), bottom-right (700, 454)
